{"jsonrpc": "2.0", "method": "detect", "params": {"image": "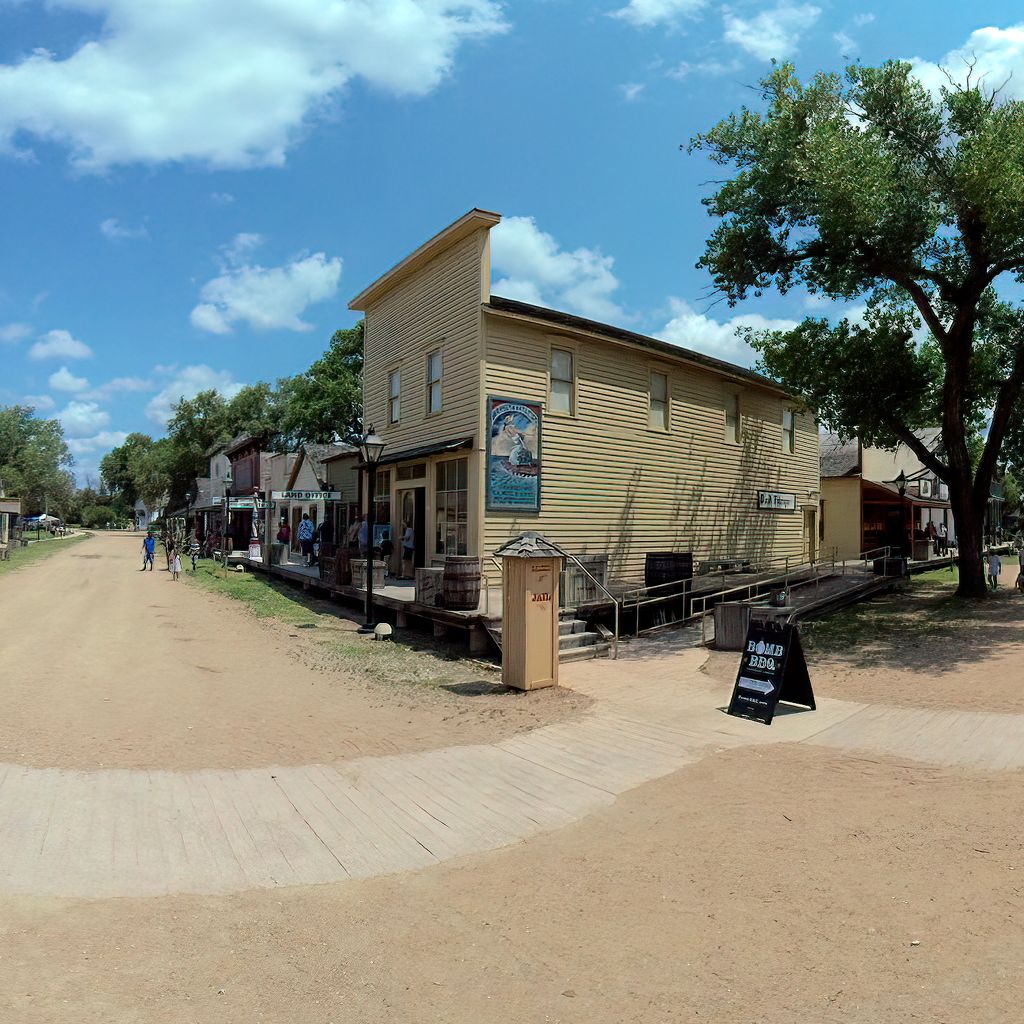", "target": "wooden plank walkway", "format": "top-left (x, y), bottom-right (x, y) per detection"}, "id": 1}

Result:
top-left (2, 647), bottom-right (1022, 899)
